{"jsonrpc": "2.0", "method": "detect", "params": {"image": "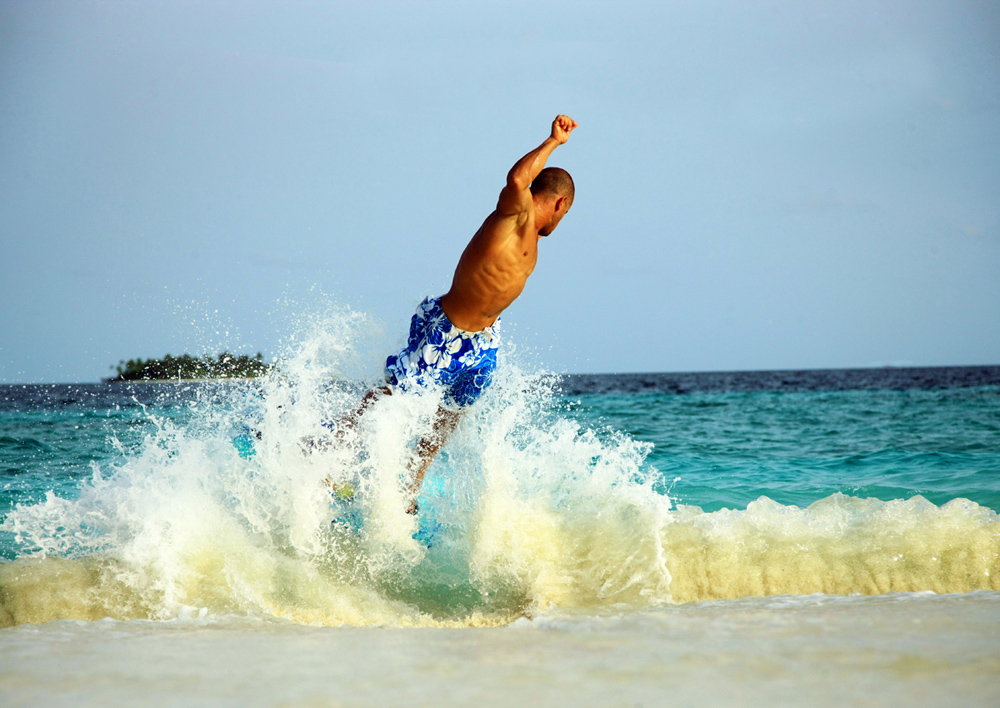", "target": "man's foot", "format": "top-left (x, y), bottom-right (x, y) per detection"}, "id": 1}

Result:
top-left (325, 478), bottom-right (356, 502)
